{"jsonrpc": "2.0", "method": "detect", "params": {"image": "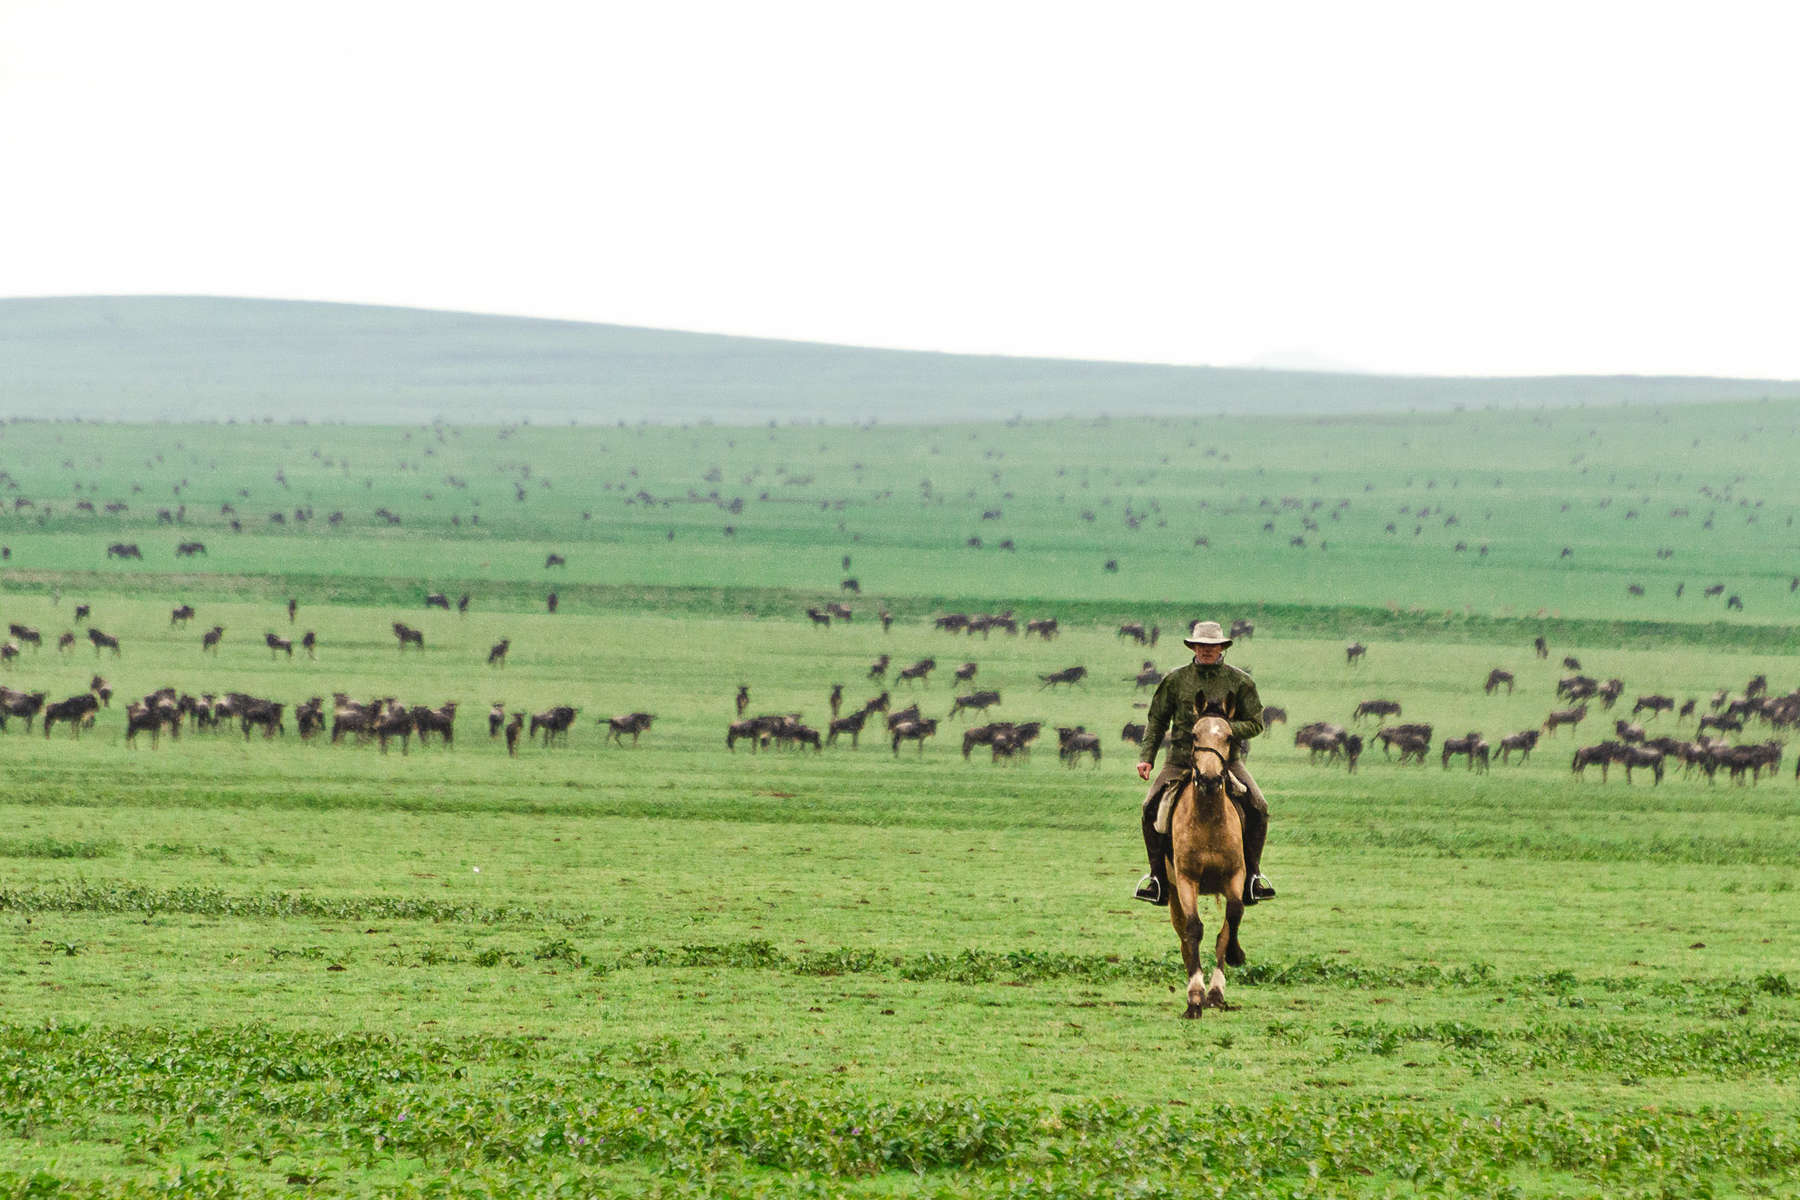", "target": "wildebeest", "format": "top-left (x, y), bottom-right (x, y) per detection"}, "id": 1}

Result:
top-left (505, 712), bottom-right (525, 755)
top-left (73, 604), bottom-right (90, 623)
top-left (934, 613), bottom-right (970, 633)
top-left (487, 638), bottom-right (511, 667)
top-left (1619, 745), bottom-right (1665, 784)
top-left (124, 700), bottom-right (183, 748)
top-left (1533, 636), bottom-right (1549, 659)
top-left (1057, 726), bottom-right (1101, 766)
top-left (56, 631), bottom-right (75, 654)
top-left (1261, 706), bottom-right (1287, 725)
top-left (1597, 679), bottom-right (1624, 710)
top-left (106, 542), bottom-right (142, 560)
top-left (1038, 665), bottom-right (1087, 689)
top-left (1613, 719), bottom-right (1646, 744)
top-left (1130, 664), bottom-right (1164, 690)
top-left (1118, 622), bottom-right (1149, 644)
top-left (546, 553), bottom-right (566, 568)
top-left (1562, 656), bottom-right (1582, 670)
top-left (1633, 694), bottom-right (1675, 719)
top-left (175, 541), bottom-right (207, 556)
top-left (948, 690), bottom-right (1001, 719)
top-left (1345, 642), bottom-right (1367, 664)
top-left (0, 642), bottom-right (20, 668)
top-left (42, 692), bottom-right (100, 737)
top-left (604, 712), bottom-right (655, 745)
top-left (1697, 712), bottom-right (1744, 736)
top-left (457, 594), bottom-right (470, 614)
top-left (1229, 619), bottom-right (1255, 640)
top-left (953, 661), bottom-right (978, 684)
top-left (425, 592), bottom-right (451, 610)
top-left (896, 658), bottom-right (936, 685)
top-left (1572, 741), bottom-right (1623, 780)
top-left (0, 688), bottom-right (46, 731)
top-left (1557, 675), bottom-right (1599, 702)
top-left (87, 628), bottom-right (121, 656)
top-left (7, 624), bottom-right (40, 650)
top-left (411, 702), bottom-right (457, 747)
top-left (530, 706), bottom-right (579, 745)
top-left (827, 709), bottom-right (873, 748)
top-left (1121, 721), bottom-right (1146, 745)
top-left (489, 702), bottom-right (507, 737)
top-left (735, 684), bottom-right (751, 715)
top-left (1497, 729), bottom-right (1540, 764)
top-left (1542, 706), bottom-right (1588, 736)
top-left (265, 632), bottom-right (293, 658)
top-left (891, 717), bottom-right (938, 755)
top-left (805, 607), bottom-right (832, 627)
top-left (1352, 698), bottom-right (1401, 721)
top-left (840, 577), bottom-right (860, 593)
top-left (393, 622), bottom-right (424, 651)
top-left (1483, 669), bottom-right (1515, 696)
top-left (867, 655), bottom-right (890, 680)
top-left (879, 609), bottom-right (893, 633)
top-left (169, 605), bottom-right (196, 627)
top-left (302, 631), bottom-right (316, 659)
top-left (826, 602), bottom-right (853, 622)
top-left (546, 592), bottom-right (558, 614)
top-left (202, 625), bottom-right (225, 653)
top-left (1374, 724), bottom-right (1433, 763)
top-left (1024, 617), bottom-right (1059, 640)
top-left (1440, 732), bottom-right (1489, 771)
